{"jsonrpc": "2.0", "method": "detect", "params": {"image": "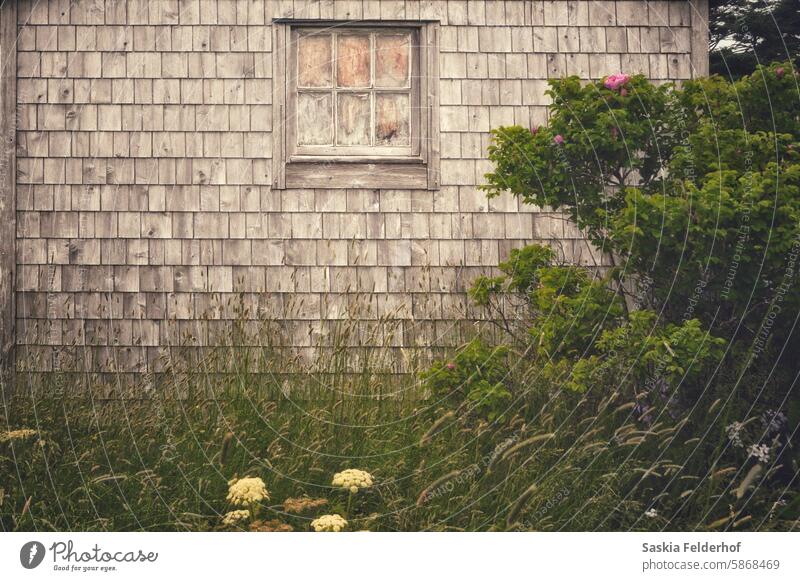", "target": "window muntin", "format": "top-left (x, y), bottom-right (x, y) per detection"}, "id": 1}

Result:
top-left (289, 27), bottom-right (419, 159)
